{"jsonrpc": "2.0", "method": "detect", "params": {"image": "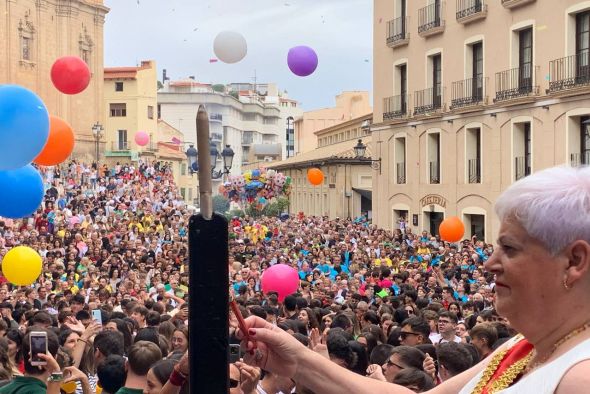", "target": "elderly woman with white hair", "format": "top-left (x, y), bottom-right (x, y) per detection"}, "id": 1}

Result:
top-left (238, 166), bottom-right (590, 393)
